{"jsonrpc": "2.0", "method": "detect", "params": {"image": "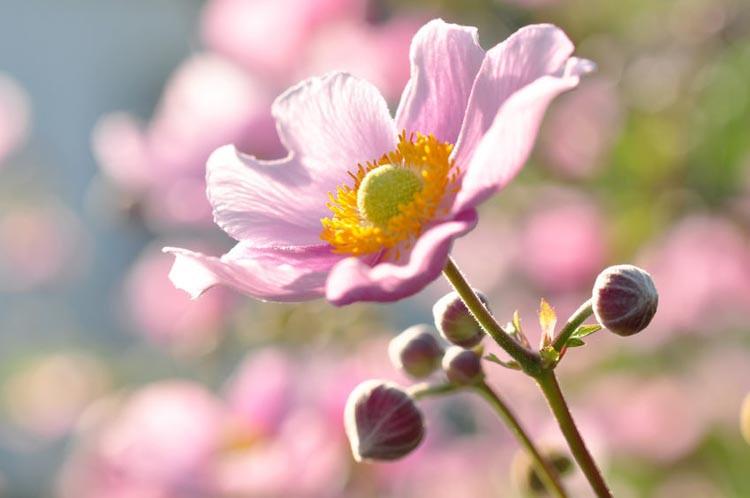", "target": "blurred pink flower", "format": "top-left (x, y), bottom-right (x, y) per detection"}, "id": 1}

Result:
top-left (59, 382), bottom-right (225, 498)
top-left (123, 245), bottom-right (232, 354)
top-left (0, 201), bottom-right (89, 292)
top-left (583, 375), bottom-right (705, 463)
top-left (3, 353), bottom-right (110, 440)
top-left (201, 0), bottom-right (365, 80)
top-left (166, 19), bottom-right (593, 305)
top-left (638, 215), bottom-right (750, 338)
top-left (300, 16), bottom-right (420, 101)
top-left (95, 1), bottom-right (422, 230)
top-left (93, 53), bottom-right (281, 228)
top-left (0, 74), bottom-right (30, 164)
top-left (216, 408), bottom-right (348, 497)
top-left (517, 190), bottom-right (607, 292)
top-left (222, 348), bottom-right (295, 435)
top-left (540, 77), bottom-right (622, 178)
top-left (58, 343), bottom-right (399, 498)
